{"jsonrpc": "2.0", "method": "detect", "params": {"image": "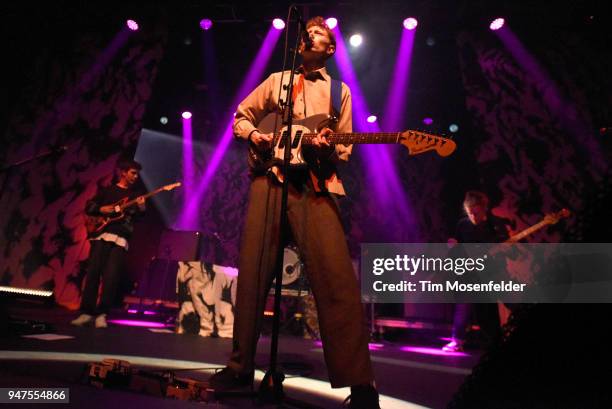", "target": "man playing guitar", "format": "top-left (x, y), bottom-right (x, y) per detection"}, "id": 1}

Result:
top-left (71, 158), bottom-right (145, 328)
